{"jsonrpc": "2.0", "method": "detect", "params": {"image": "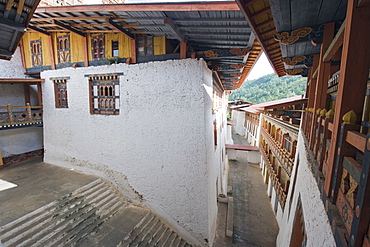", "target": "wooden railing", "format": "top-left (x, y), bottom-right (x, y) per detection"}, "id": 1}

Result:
top-left (302, 107), bottom-right (370, 247)
top-left (0, 103), bottom-right (43, 129)
top-left (260, 146), bottom-right (287, 209)
top-left (261, 127), bottom-right (294, 176)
